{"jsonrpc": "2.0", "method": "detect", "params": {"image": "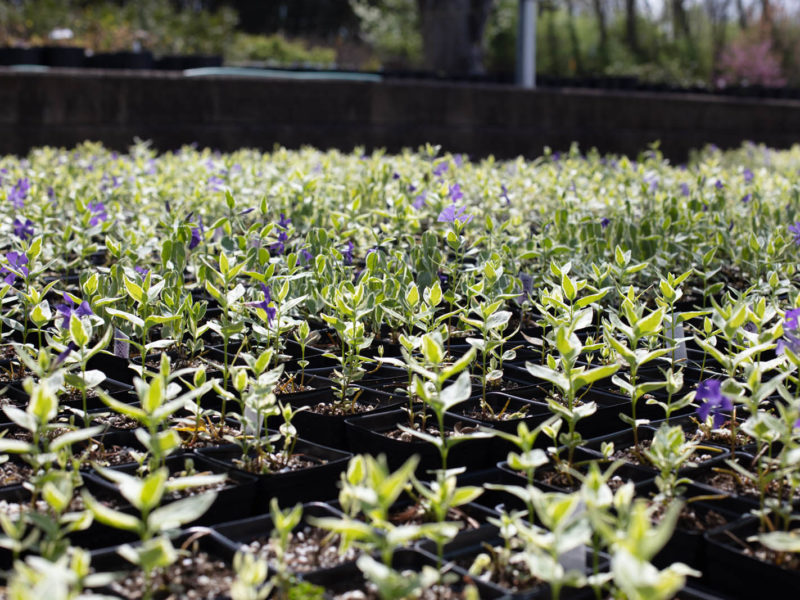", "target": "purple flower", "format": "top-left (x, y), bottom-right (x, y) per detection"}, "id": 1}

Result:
top-left (500, 185), bottom-right (510, 206)
top-left (300, 248), bottom-right (314, 264)
top-left (88, 201), bottom-right (108, 226)
top-left (741, 194), bottom-right (752, 204)
top-left (408, 184), bottom-right (417, 193)
top-left (207, 175), bottom-right (225, 192)
top-left (600, 217), bottom-right (610, 229)
top-left (1, 251), bottom-right (28, 285)
top-left (785, 308), bottom-right (800, 331)
top-left (248, 284), bottom-right (276, 325)
top-left (54, 341), bottom-right (79, 367)
top-left (715, 179), bottom-right (724, 191)
top-left (134, 266), bottom-right (149, 277)
top-left (277, 213), bottom-right (291, 229)
top-left (517, 272), bottom-right (534, 302)
top-left (453, 154), bottom-right (465, 168)
top-left (695, 380), bottom-right (733, 429)
top-left (270, 230), bottom-right (288, 255)
top-left (56, 295), bottom-right (93, 328)
top-left (743, 168), bottom-right (754, 184)
top-left (239, 207), bottom-right (255, 216)
top-left (680, 183), bottom-right (690, 197)
top-left (437, 203), bottom-right (472, 225)
top-left (449, 184), bottom-right (463, 202)
top-left (794, 417), bottom-right (800, 431)
top-left (8, 178), bottom-right (29, 209)
top-left (342, 241), bottom-right (354, 266)
top-left (644, 174), bottom-right (659, 193)
top-left (412, 191), bottom-right (427, 210)
top-left (433, 162), bottom-right (449, 178)
top-left (788, 222), bottom-right (800, 246)
top-left (47, 187), bottom-right (55, 202)
top-left (13, 218), bottom-right (34, 240)
top-left (392, 172), bottom-right (400, 180)
top-left (777, 308), bottom-right (800, 355)
top-left (189, 217), bottom-right (204, 250)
